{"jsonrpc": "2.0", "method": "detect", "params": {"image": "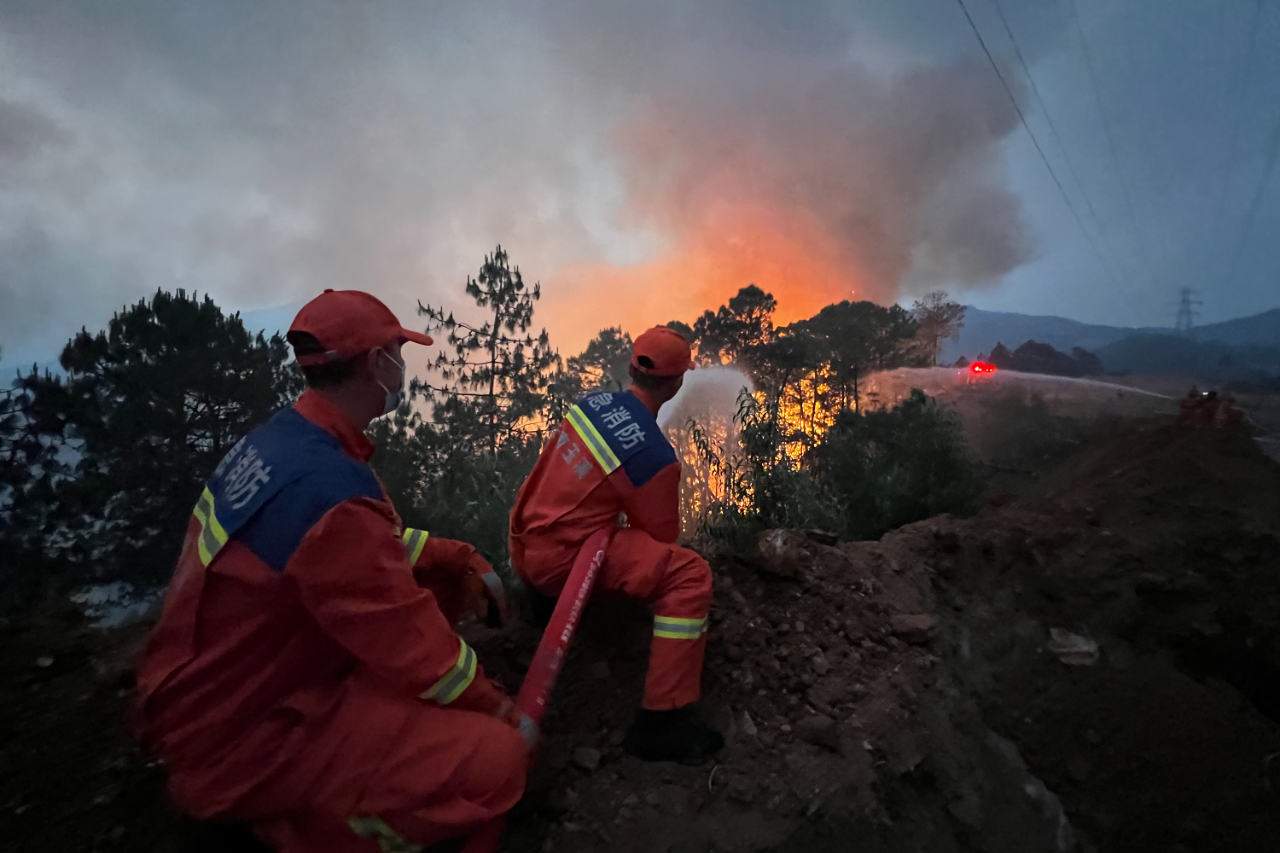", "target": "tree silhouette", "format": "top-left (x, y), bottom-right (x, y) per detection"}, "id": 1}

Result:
top-left (567, 327), bottom-right (633, 393)
top-left (11, 289), bottom-right (299, 581)
top-left (787, 301), bottom-right (919, 412)
top-left (988, 342), bottom-right (1013, 368)
top-left (692, 285), bottom-right (777, 365)
top-left (418, 246), bottom-right (557, 454)
top-left (910, 291), bottom-right (966, 366)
